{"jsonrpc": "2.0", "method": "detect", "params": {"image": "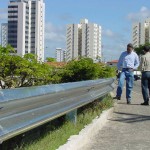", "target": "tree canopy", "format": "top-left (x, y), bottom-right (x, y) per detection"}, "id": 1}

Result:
top-left (60, 58), bottom-right (116, 83)
top-left (0, 45), bottom-right (116, 89)
top-left (46, 57), bottom-right (56, 62)
top-left (0, 45), bottom-right (53, 89)
top-left (134, 43), bottom-right (150, 55)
